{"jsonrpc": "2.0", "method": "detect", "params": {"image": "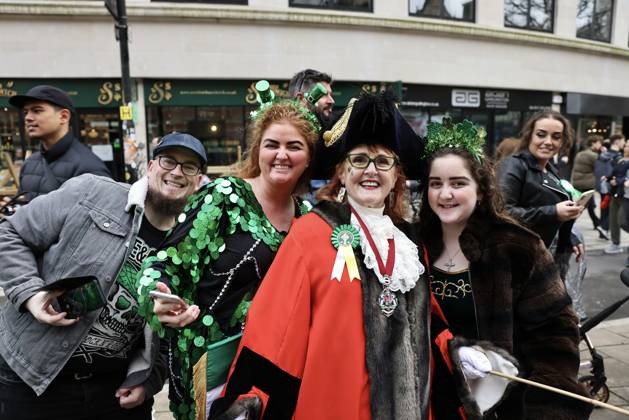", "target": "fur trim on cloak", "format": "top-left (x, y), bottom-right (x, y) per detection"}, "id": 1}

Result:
top-left (447, 336), bottom-right (520, 419)
top-left (313, 201), bottom-right (431, 420)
